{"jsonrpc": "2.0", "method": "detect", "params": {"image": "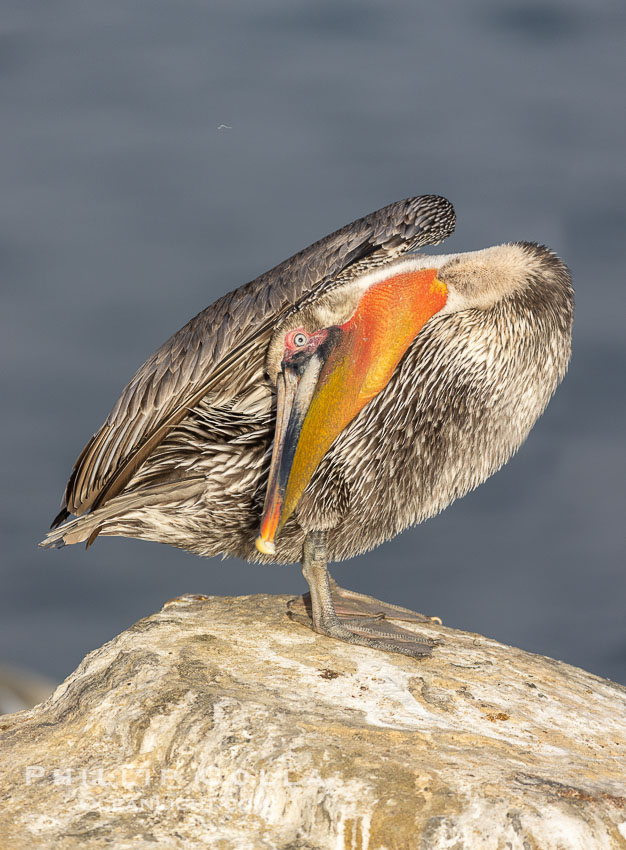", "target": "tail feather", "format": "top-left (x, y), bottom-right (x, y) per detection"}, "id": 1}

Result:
top-left (40, 513), bottom-right (100, 549)
top-left (39, 478), bottom-right (207, 550)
